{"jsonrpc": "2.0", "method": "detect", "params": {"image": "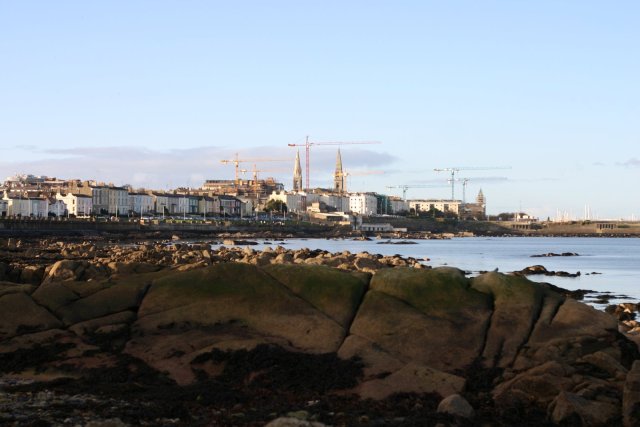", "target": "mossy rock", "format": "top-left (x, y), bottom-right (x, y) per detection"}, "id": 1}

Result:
top-left (0, 282), bottom-right (36, 298)
top-left (134, 263), bottom-right (346, 353)
top-left (371, 267), bottom-right (492, 319)
top-left (31, 282), bottom-right (81, 314)
top-left (0, 293), bottom-right (62, 340)
top-left (348, 289), bottom-right (491, 372)
top-left (56, 275), bottom-right (152, 326)
top-left (471, 272), bottom-right (564, 367)
top-left (264, 264), bottom-right (370, 327)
